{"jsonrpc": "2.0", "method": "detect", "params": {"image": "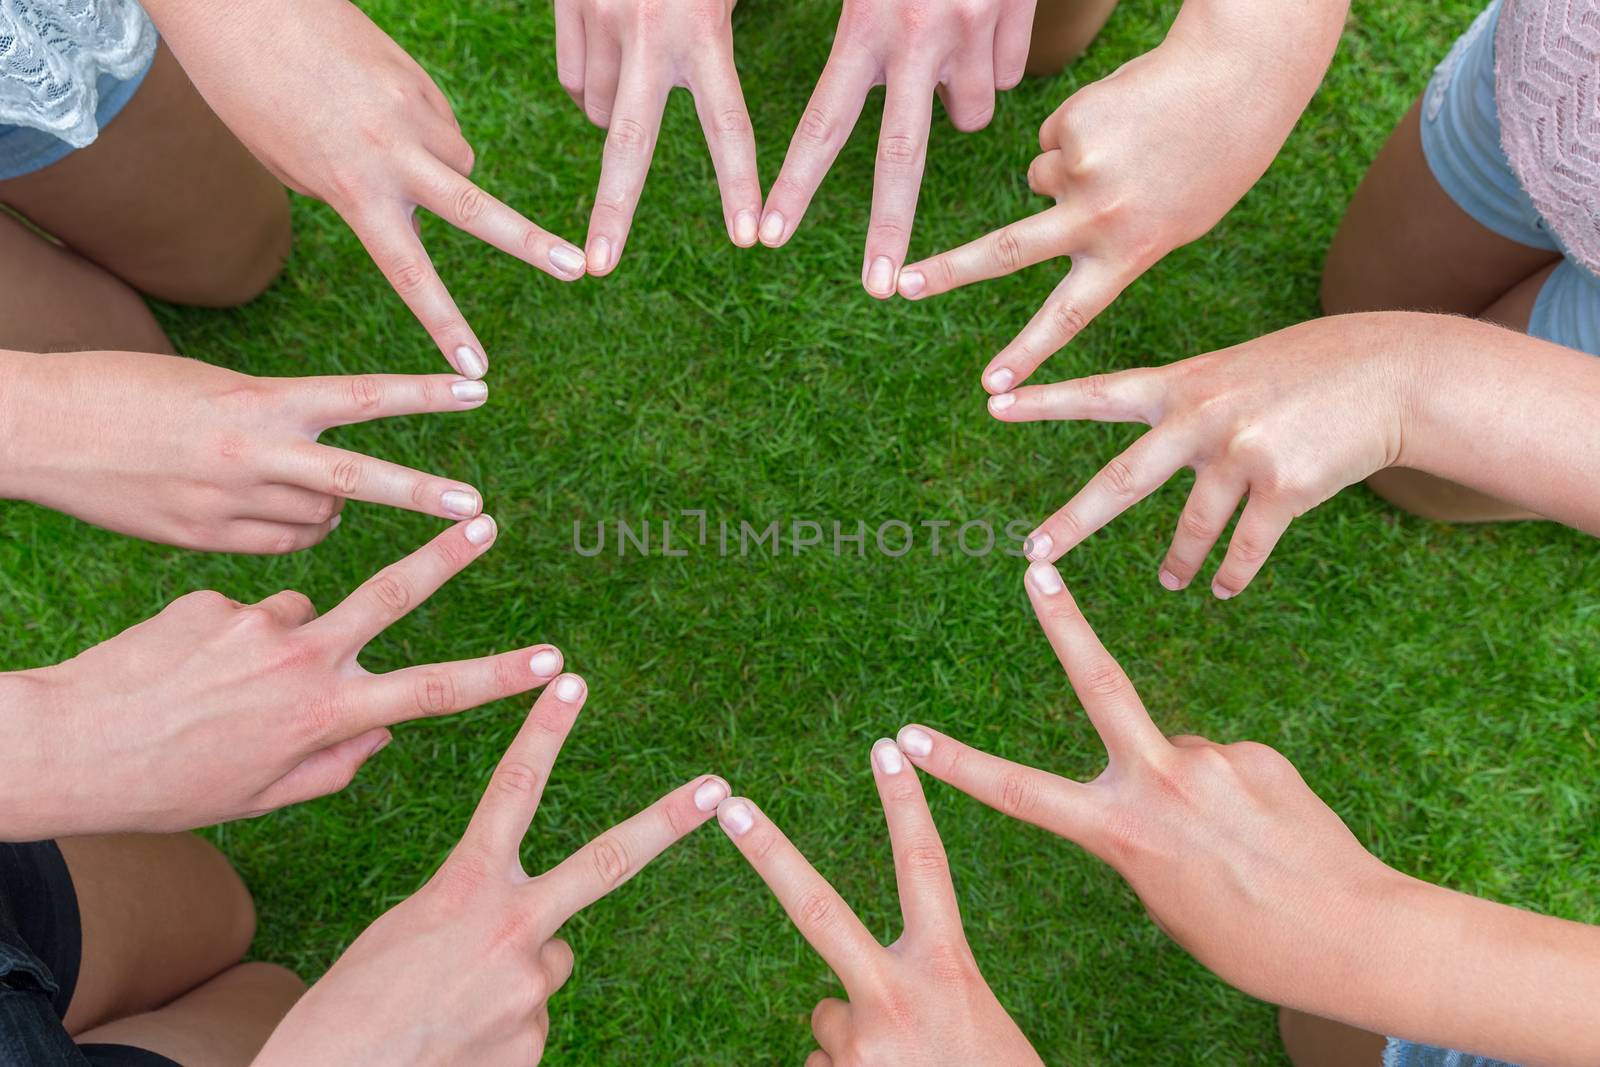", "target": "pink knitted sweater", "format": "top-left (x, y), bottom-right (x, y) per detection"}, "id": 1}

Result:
top-left (1496, 0), bottom-right (1600, 273)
